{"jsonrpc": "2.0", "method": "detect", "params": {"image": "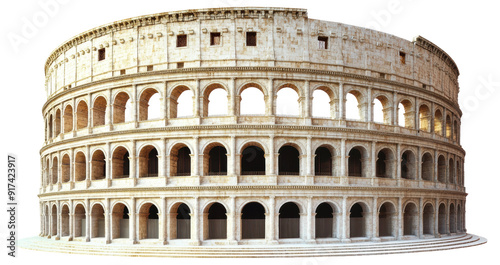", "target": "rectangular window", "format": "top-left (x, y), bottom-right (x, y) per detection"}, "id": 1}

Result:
top-left (318, 36), bottom-right (328, 49)
top-left (246, 32), bottom-right (257, 46)
top-left (210, 32), bottom-right (221, 46)
top-left (177, 62), bottom-right (184, 69)
top-left (98, 48), bottom-right (106, 61)
top-left (120, 69), bottom-right (126, 75)
top-left (177, 34), bottom-right (187, 47)
top-left (399, 51), bottom-right (406, 64)
top-left (147, 65), bottom-right (154, 71)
